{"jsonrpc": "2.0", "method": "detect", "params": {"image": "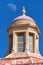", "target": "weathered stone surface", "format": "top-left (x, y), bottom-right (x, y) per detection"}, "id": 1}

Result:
top-left (0, 52), bottom-right (43, 65)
